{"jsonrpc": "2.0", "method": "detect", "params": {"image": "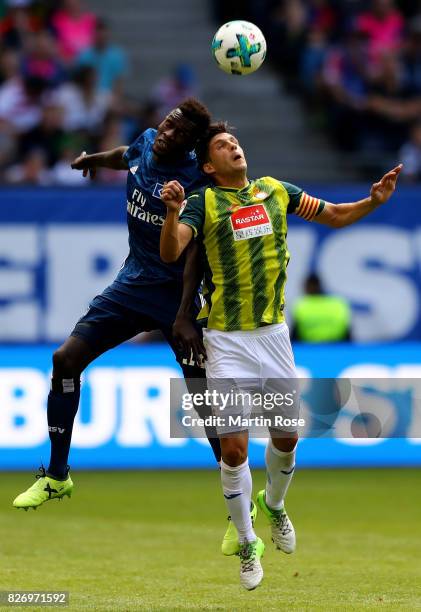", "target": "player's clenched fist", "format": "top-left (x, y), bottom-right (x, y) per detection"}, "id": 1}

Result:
top-left (71, 151), bottom-right (97, 180)
top-left (161, 180), bottom-right (185, 212)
